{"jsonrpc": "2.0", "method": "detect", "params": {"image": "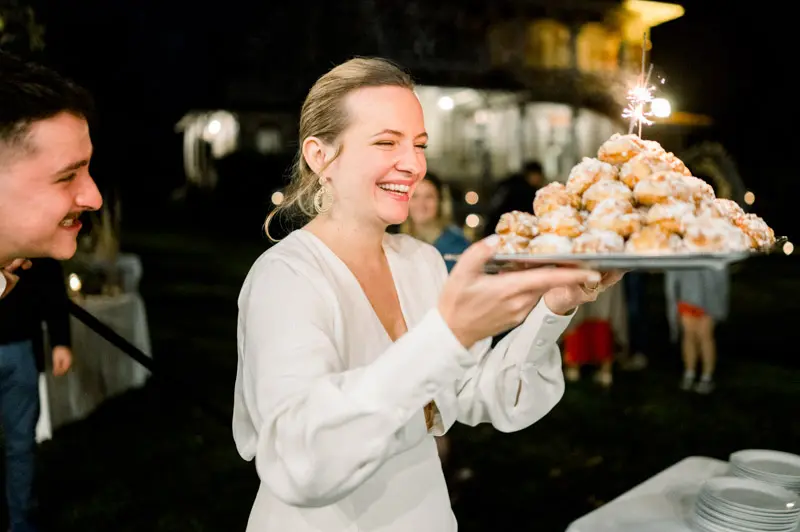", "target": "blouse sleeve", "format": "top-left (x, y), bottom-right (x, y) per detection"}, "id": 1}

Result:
top-left (420, 247), bottom-right (573, 433)
top-left (455, 299), bottom-right (572, 432)
top-left (233, 257), bottom-right (476, 508)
